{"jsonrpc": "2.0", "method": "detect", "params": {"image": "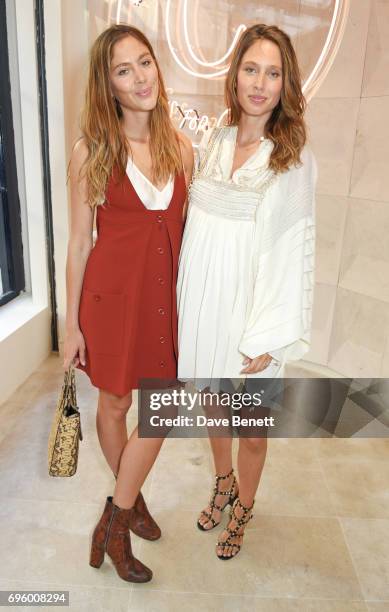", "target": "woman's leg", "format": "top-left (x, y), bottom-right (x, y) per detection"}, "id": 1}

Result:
top-left (197, 437), bottom-right (236, 529)
top-left (237, 435), bottom-right (268, 508)
top-left (90, 390), bottom-right (158, 583)
top-left (210, 435), bottom-right (234, 474)
top-left (96, 388), bottom-right (162, 538)
top-left (96, 389), bottom-right (132, 476)
top-left (216, 433), bottom-right (268, 558)
top-left (198, 390), bottom-right (237, 529)
top-left (113, 425), bottom-right (164, 509)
